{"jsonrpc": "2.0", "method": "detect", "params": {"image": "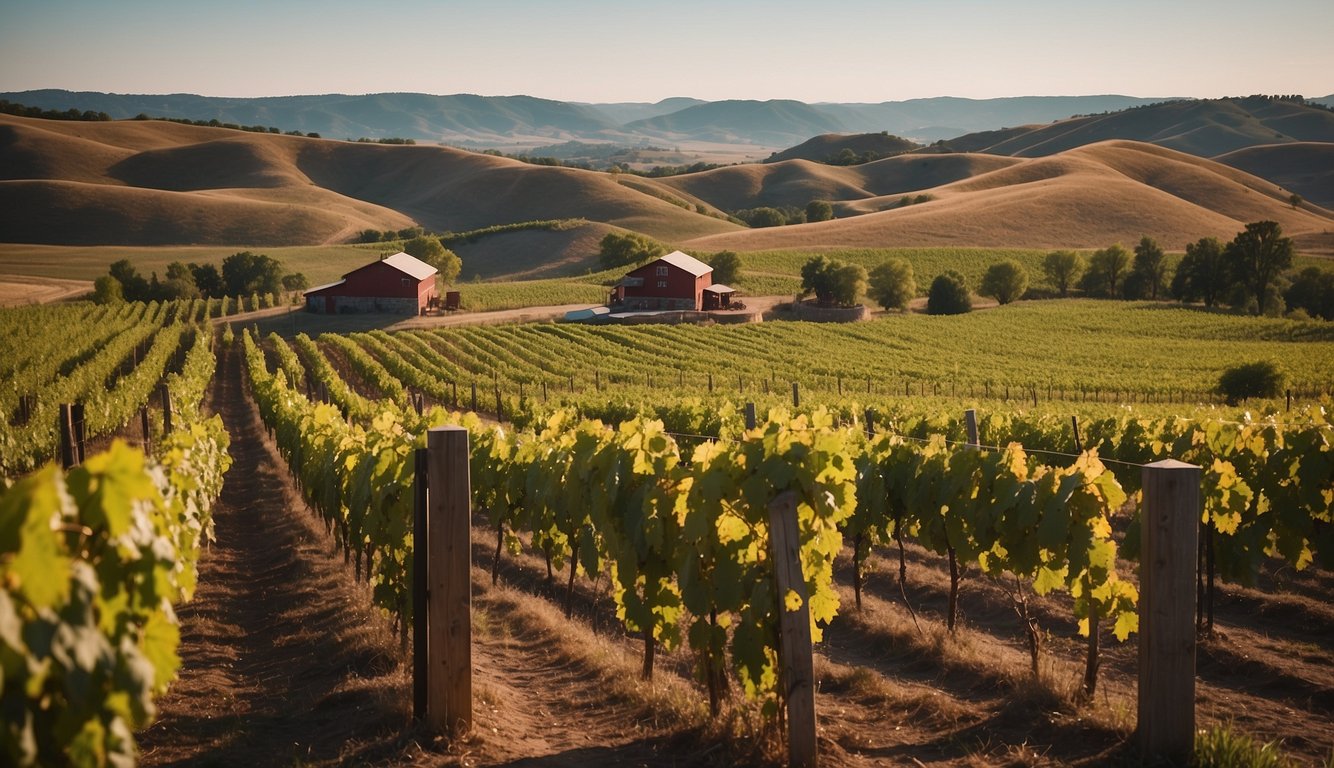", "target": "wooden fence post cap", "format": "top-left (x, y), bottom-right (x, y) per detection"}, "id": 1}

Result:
top-left (1143, 459), bottom-right (1200, 471)
top-left (429, 425), bottom-right (469, 435)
